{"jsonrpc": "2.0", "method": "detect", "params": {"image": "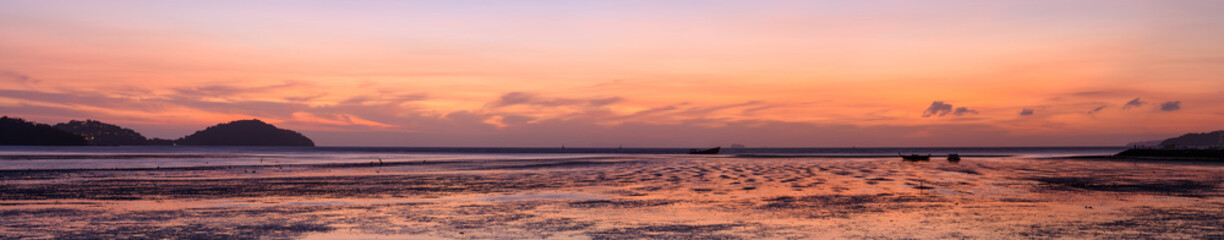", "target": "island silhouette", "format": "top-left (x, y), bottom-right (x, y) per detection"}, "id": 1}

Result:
top-left (176, 119), bottom-right (314, 147)
top-left (0, 116), bottom-right (313, 147)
